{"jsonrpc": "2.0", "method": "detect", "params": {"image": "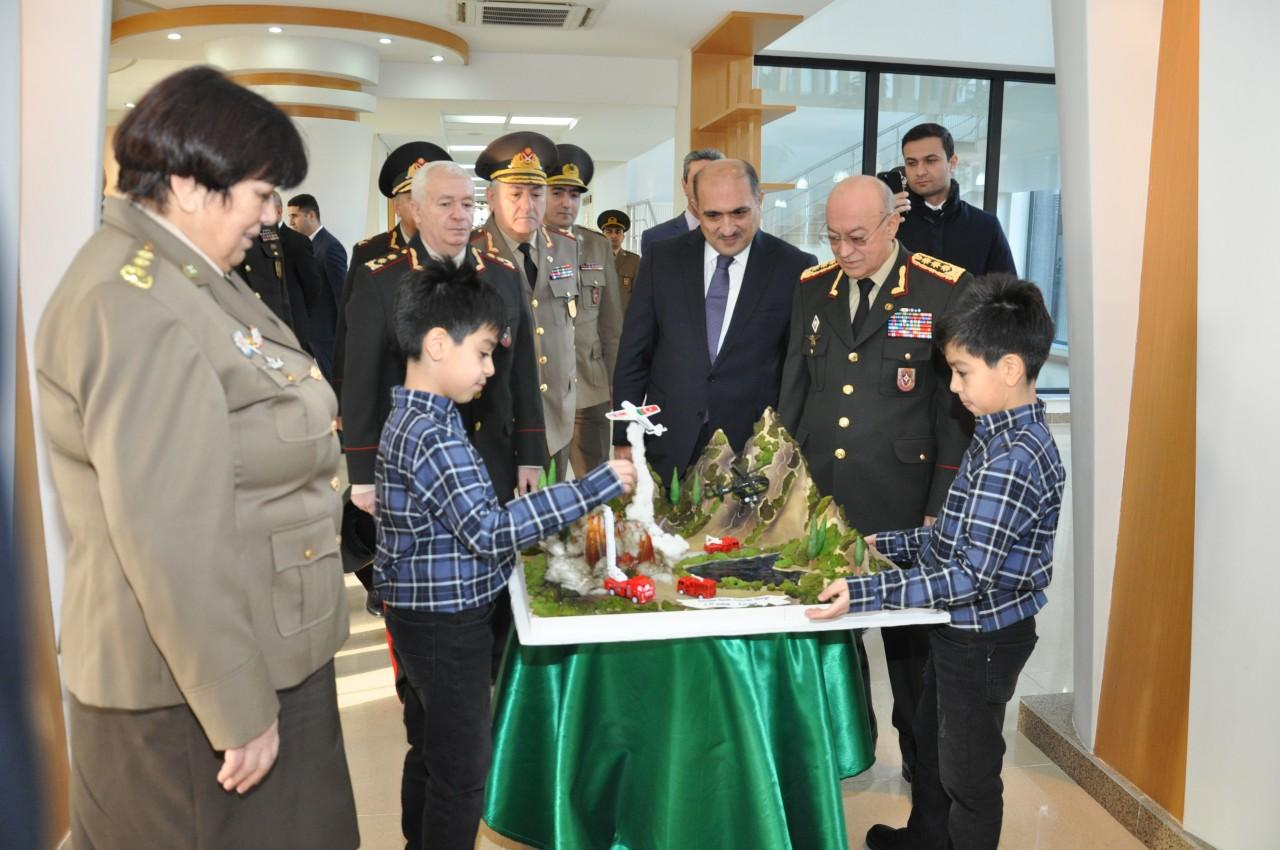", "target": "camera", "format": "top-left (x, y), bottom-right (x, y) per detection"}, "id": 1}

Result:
top-left (876, 166), bottom-right (906, 195)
